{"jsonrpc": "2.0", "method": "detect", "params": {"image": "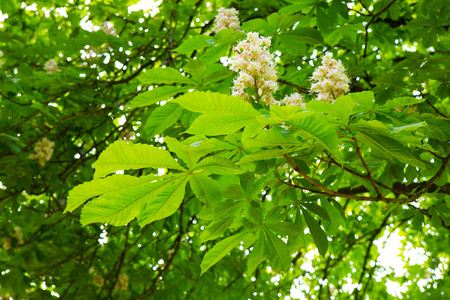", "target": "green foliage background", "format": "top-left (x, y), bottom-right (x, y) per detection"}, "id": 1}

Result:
top-left (0, 0), bottom-right (449, 299)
